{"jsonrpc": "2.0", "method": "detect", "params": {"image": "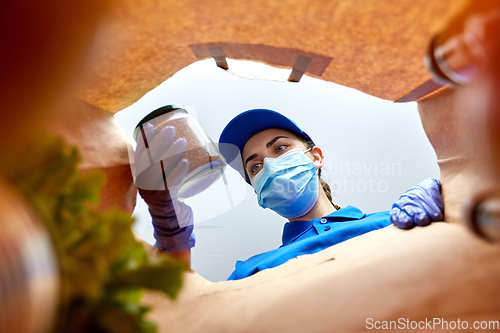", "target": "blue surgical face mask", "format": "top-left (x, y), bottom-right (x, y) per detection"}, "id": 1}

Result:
top-left (251, 148), bottom-right (319, 219)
